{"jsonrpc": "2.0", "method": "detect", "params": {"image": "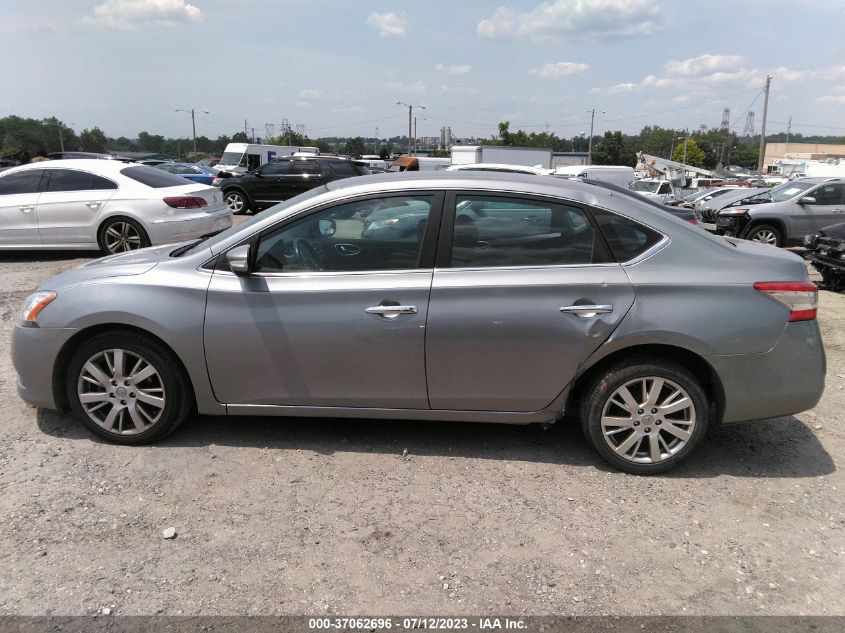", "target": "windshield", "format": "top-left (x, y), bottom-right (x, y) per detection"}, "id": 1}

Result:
top-left (180, 185), bottom-right (330, 256)
top-left (631, 181), bottom-right (661, 193)
top-left (220, 151), bottom-right (245, 167)
top-left (768, 180), bottom-right (816, 202)
top-left (683, 188), bottom-right (716, 201)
